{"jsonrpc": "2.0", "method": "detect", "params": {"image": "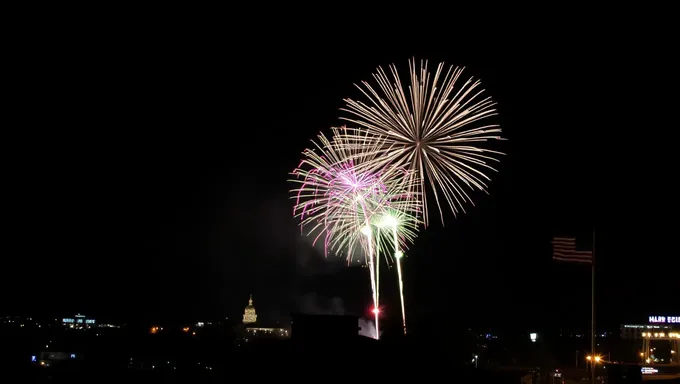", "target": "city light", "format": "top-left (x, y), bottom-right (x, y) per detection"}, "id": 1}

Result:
top-left (587, 355), bottom-right (602, 363)
top-left (642, 367), bottom-right (659, 375)
top-left (642, 332), bottom-right (680, 338)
